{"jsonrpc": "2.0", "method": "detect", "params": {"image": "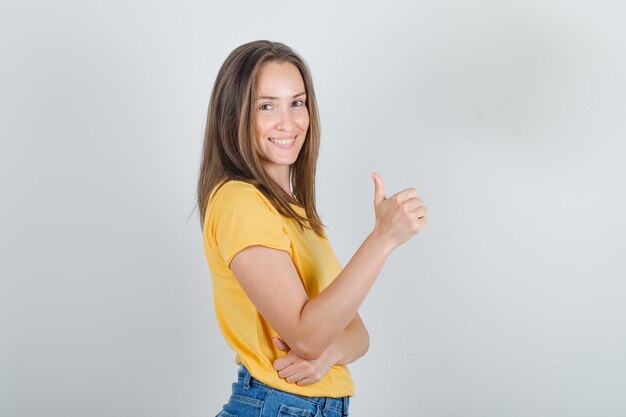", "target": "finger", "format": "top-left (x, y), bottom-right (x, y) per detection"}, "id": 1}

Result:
top-left (407, 204), bottom-right (428, 222)
top-left (286, 371), bottom-right (306, 383)
top-left (372, 171), bottom-right (386, 206)
top-left (414, 206), bottom-right (428, 218)
top-left (278, 365), bottom-right (299, 379)
top-left (404, 197), bottom-right (425, 211)
top-left (272, 336), bottom-right (290, 352)
top-left (396, 188), bottom-right (419, 203)
top-left (296, 377), bottom-right (313, 386)
top-left (273, 356), bottom-right (293, 371)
